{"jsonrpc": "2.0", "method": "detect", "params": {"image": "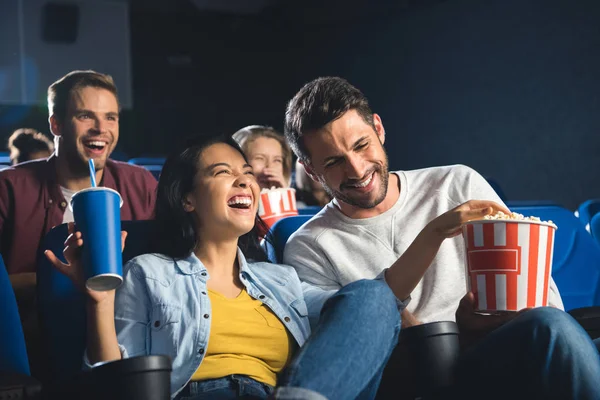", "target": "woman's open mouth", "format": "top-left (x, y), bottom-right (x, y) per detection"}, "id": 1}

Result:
top-left (227, 195), bottom-right (253, 210)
